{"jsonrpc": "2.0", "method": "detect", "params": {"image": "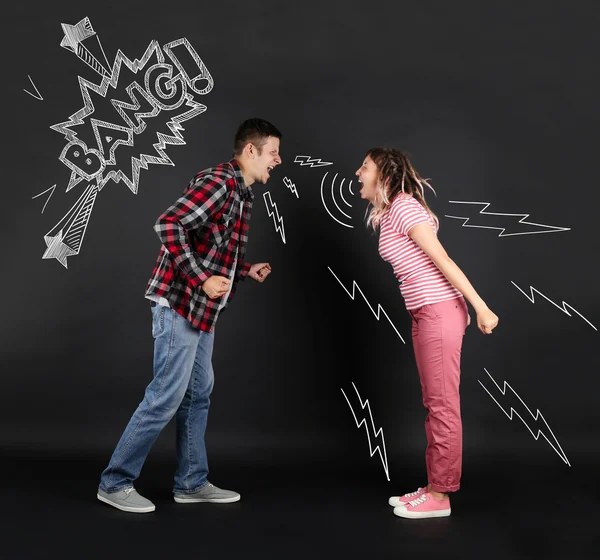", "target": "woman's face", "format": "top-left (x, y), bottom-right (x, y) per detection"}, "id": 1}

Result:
top-left (355, 156), bottom-right (379, 202)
